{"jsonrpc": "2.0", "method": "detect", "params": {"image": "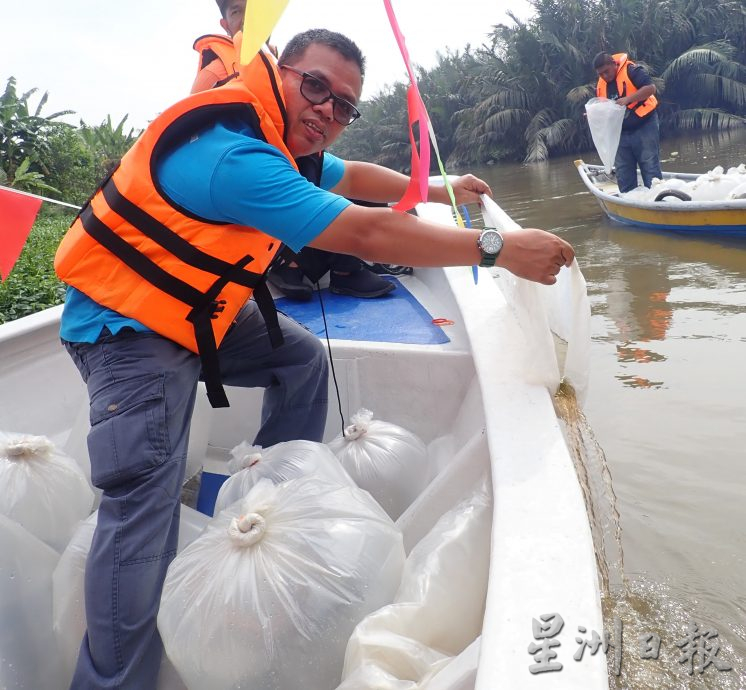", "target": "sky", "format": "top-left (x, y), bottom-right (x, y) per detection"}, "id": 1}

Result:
top-left (1, 0), bottom-right (530, 131)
